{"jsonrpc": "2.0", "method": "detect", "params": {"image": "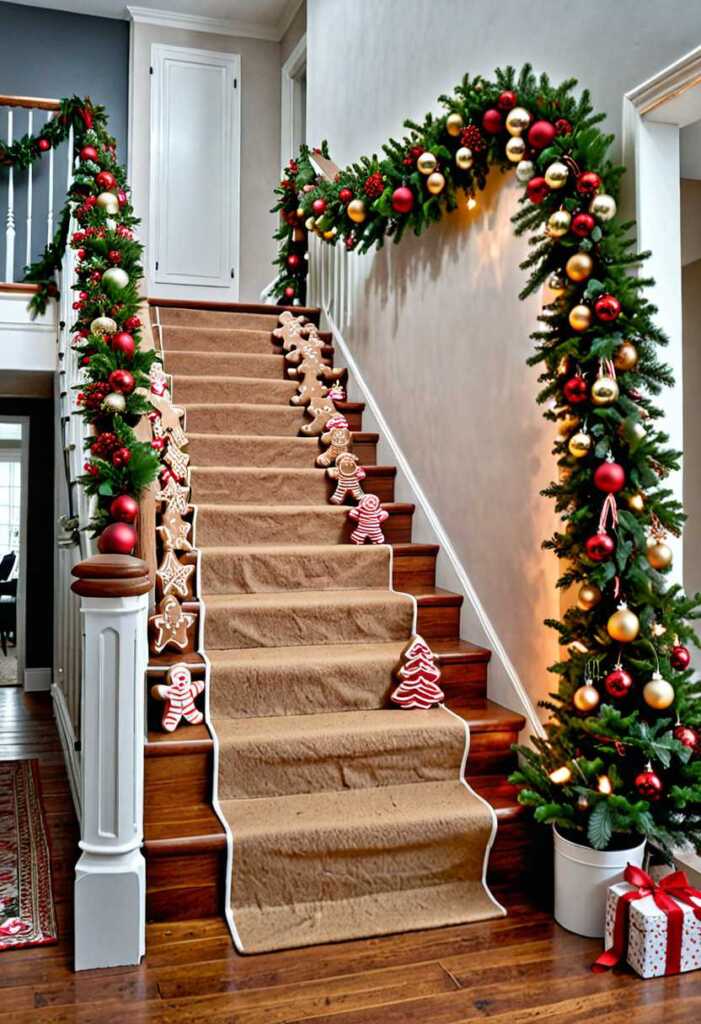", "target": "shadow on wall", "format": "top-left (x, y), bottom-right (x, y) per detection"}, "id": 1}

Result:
top-left (346, 170), bottom-right (560, 716)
